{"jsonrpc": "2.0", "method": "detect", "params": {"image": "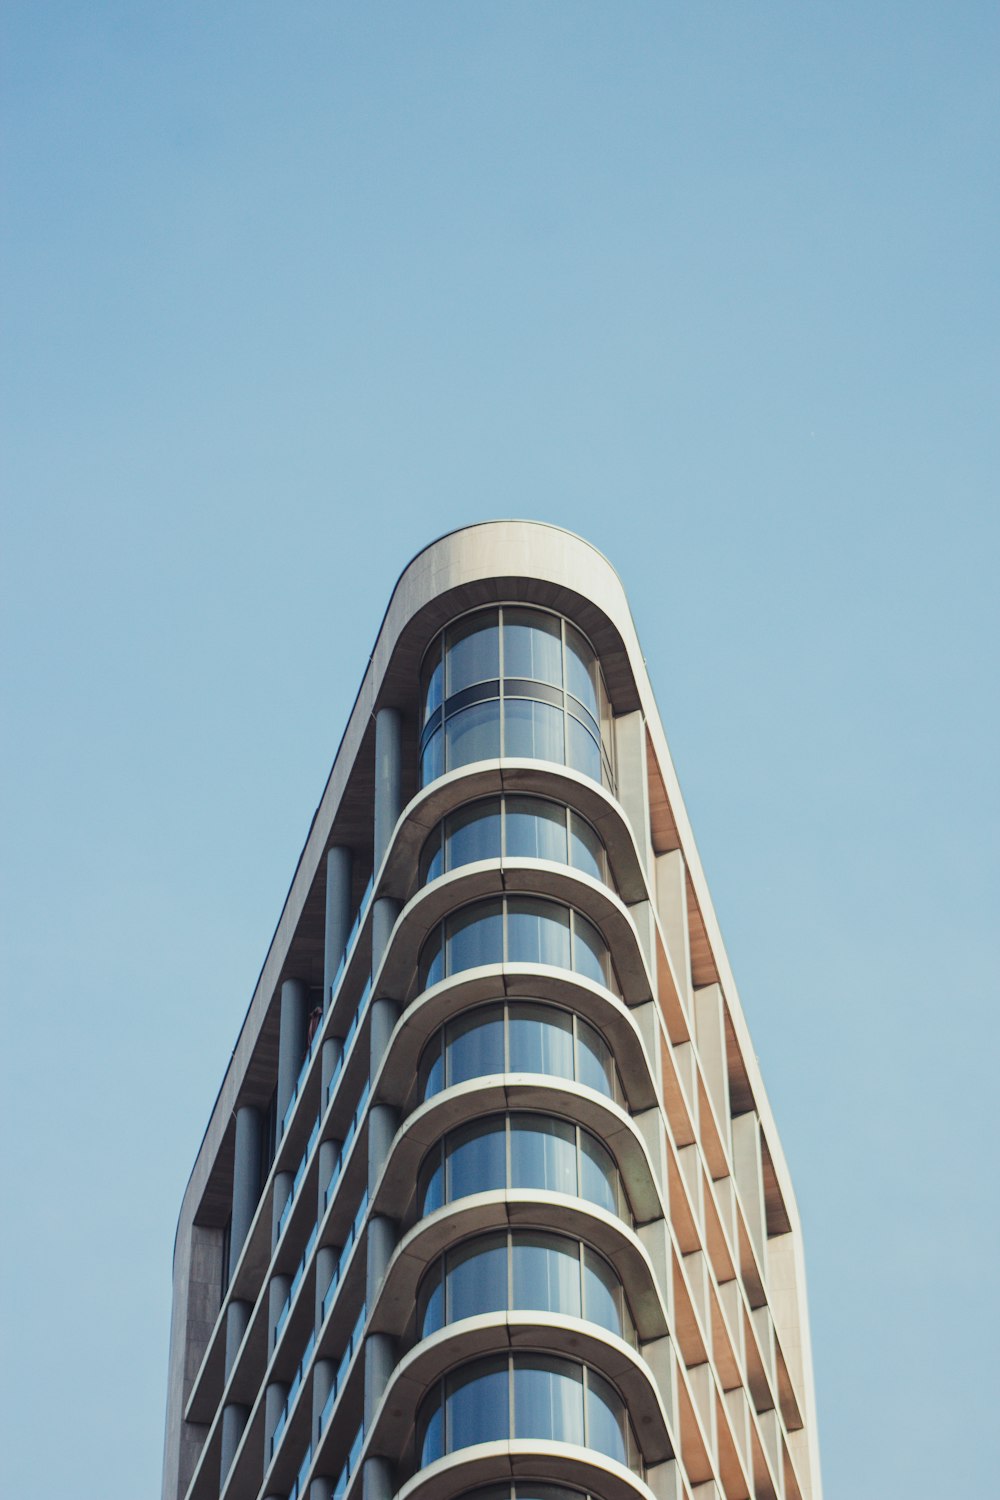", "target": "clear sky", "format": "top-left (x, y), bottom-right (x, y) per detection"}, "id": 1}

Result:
top-left (1, 4), bottom-right (997, 1495)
